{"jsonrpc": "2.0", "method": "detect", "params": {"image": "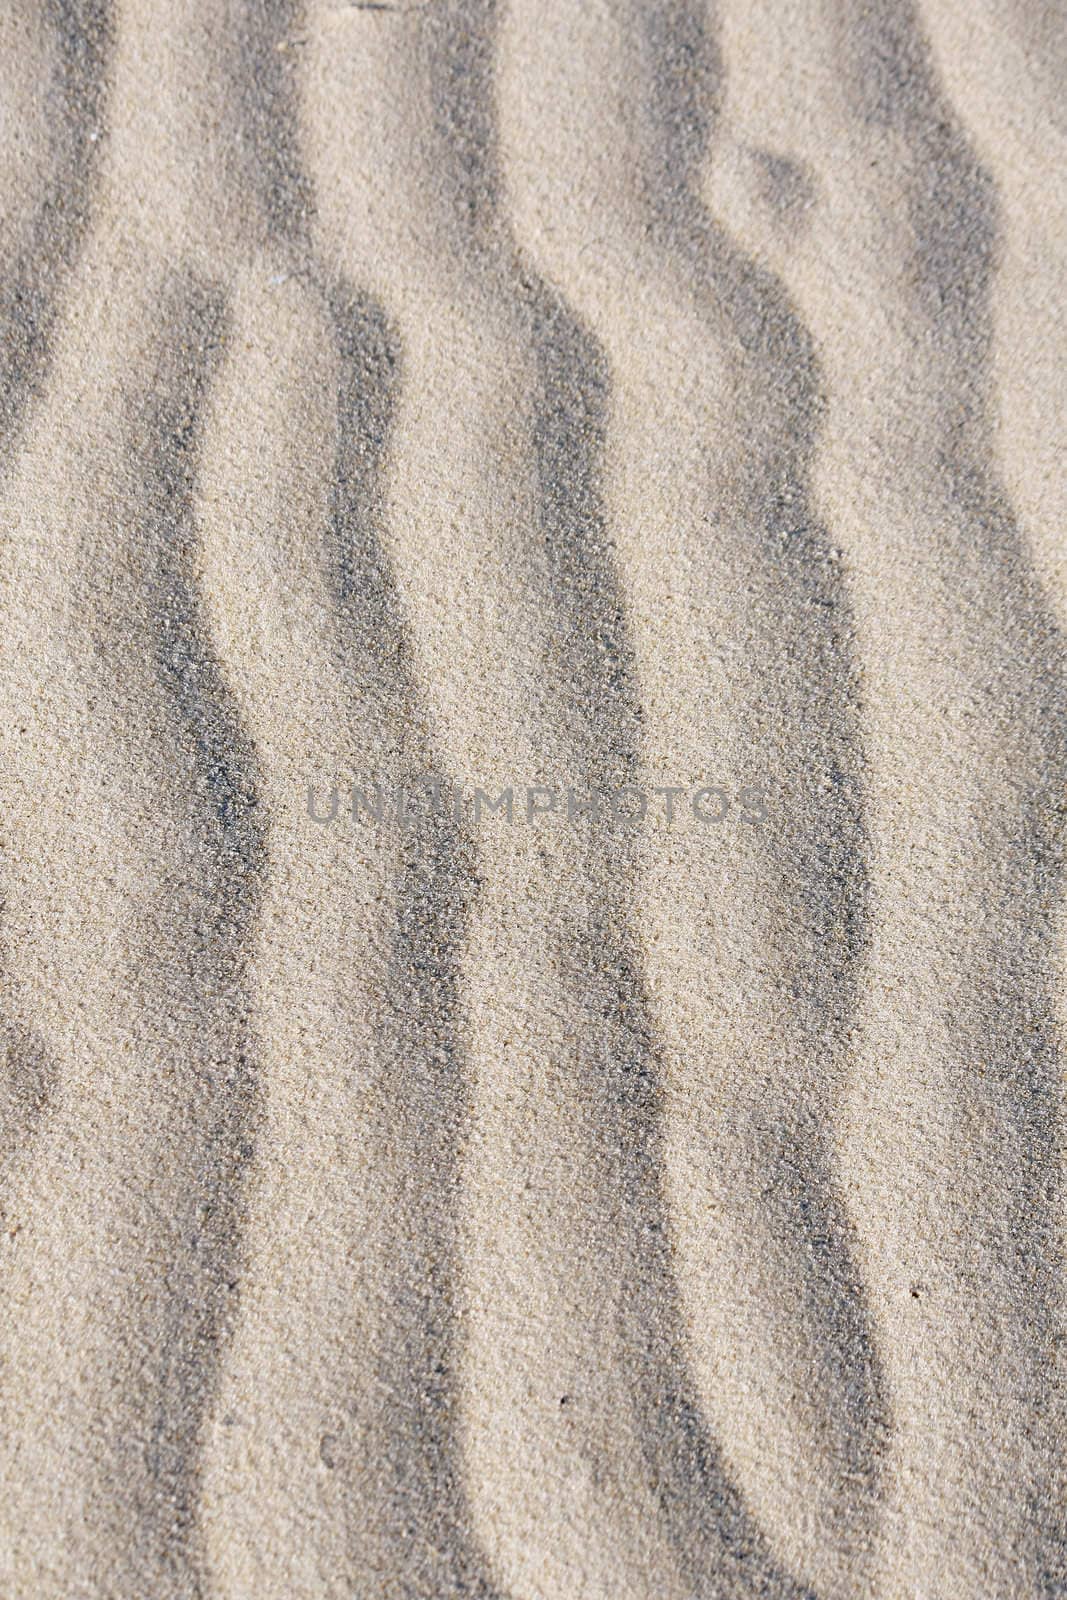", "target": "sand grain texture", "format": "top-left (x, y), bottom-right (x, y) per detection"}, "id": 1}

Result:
top-left (0, 1), bottom-right (1064, 1597)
